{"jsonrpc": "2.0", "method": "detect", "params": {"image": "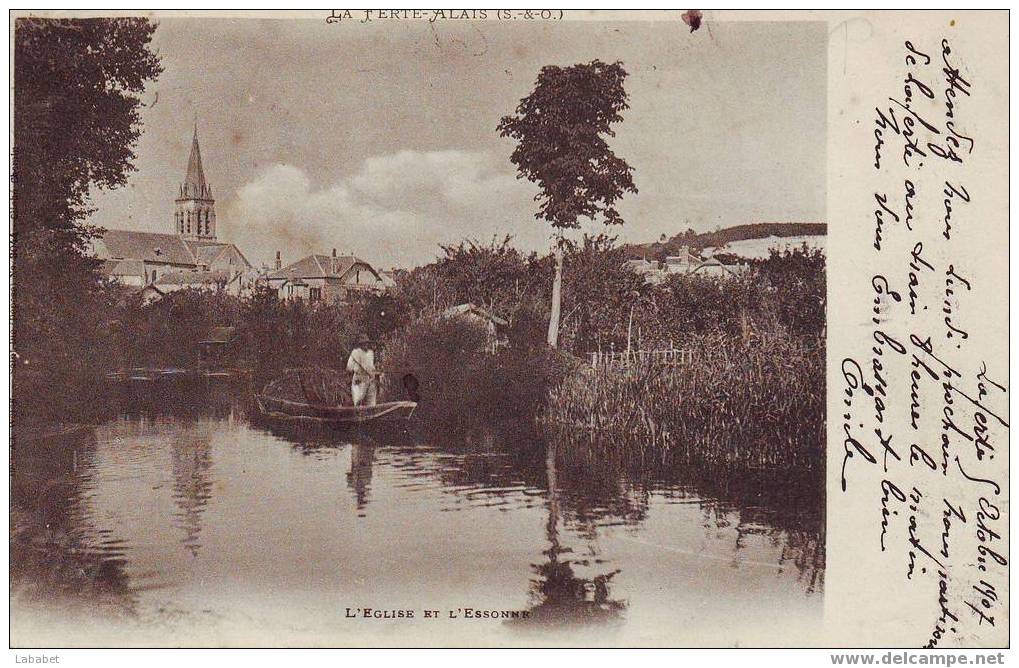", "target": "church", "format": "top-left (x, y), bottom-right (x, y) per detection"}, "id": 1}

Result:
top-left (95, 126), bottom-right (253, 296)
